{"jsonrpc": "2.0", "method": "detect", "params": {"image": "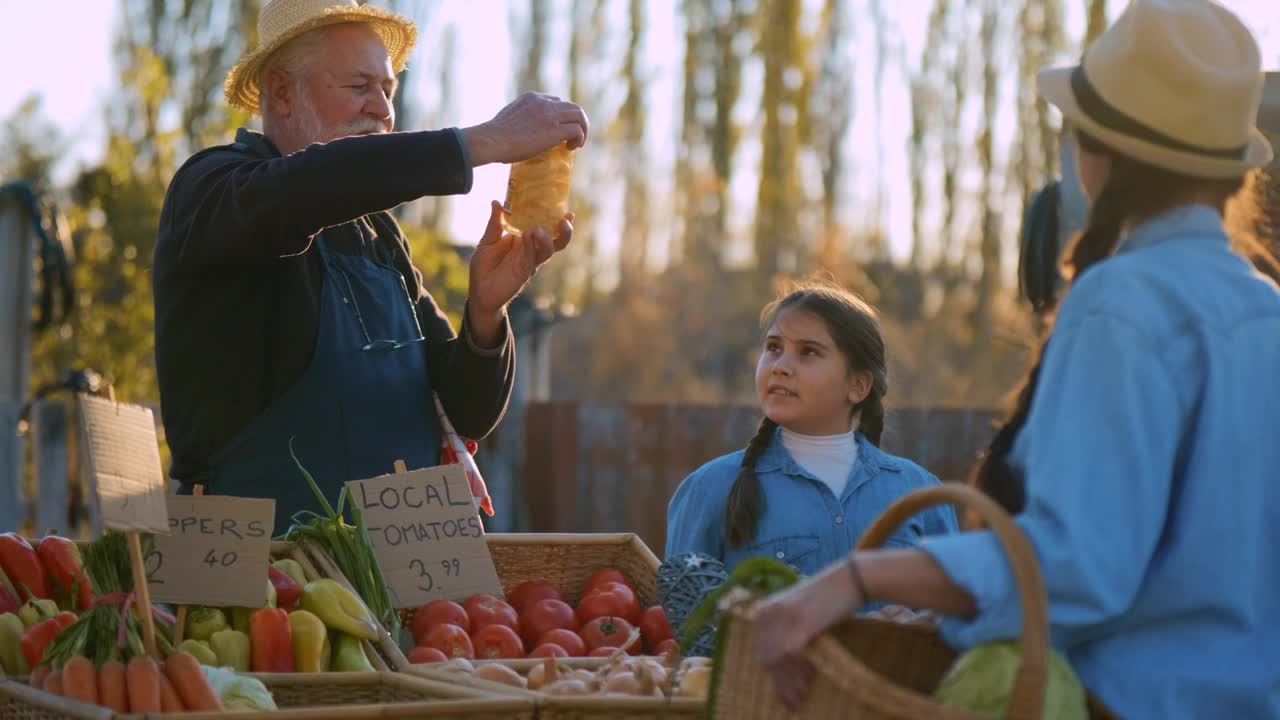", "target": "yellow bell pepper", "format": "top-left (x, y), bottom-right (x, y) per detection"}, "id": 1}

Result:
top-left (272, 559), bottom-right (308, 589)
top-left (17, 599), bottom-right (58, 627)
top-left (0, 612), bottom-right (29, 675)
top-left (287, 610), bottom-right (329, 673)
top-left (186, 608), bottom-right (227, 642)
top-left (209, 629), bottom-right (251, 672)
top-left (178, 639), bottom-right (219, 666)
top-left (300, 579), bottom-right (378, 641)
top-left (332, 633), bottom-right (375, 672)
